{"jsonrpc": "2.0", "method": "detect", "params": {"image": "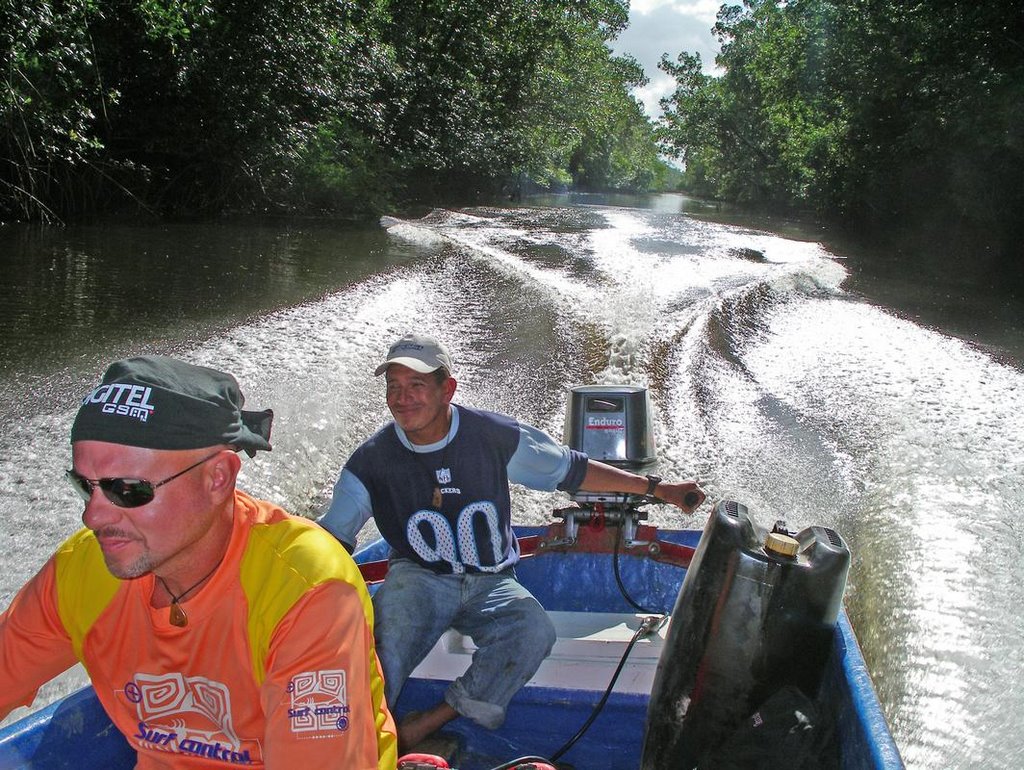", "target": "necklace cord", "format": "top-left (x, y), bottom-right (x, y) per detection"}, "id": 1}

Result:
top-left (157, 558), bottom-right (223, 627)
